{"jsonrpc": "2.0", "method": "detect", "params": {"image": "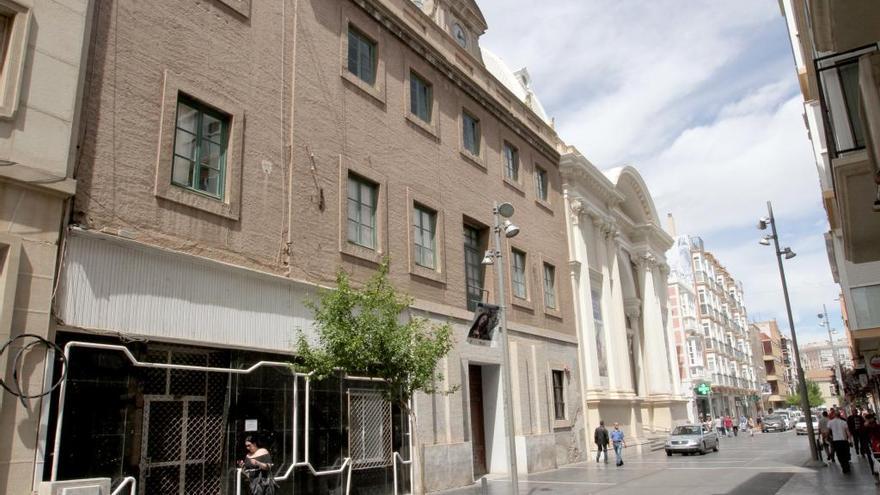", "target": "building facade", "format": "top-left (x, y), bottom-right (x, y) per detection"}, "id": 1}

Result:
top-left (665, 234), bottom-right (761, 421)
top-left (801, 338), bottom-right (853, 371)
top-left (780, 0), bottom-right (880, 406)
top-left (19, 0), bottom-right (587, 493)
top-left (562, 148), bottom-right (689, 450)
top-left (0, 1), bottom-right (92, 494)
top-left (756, 320), bottom-right (793, 410)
